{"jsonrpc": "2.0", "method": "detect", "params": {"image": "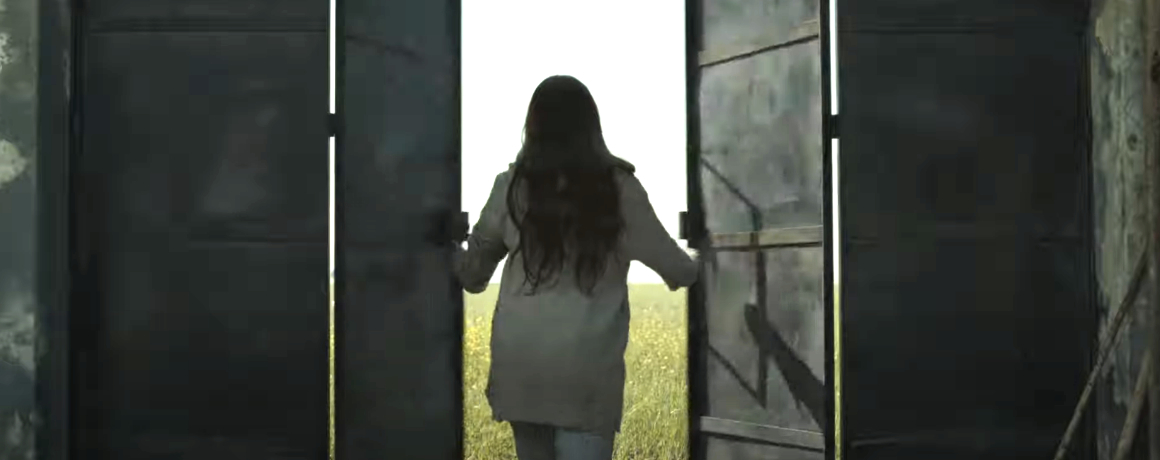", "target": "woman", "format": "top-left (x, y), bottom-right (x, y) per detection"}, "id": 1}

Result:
top-left (452, 75), bottom-right (700, 460)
